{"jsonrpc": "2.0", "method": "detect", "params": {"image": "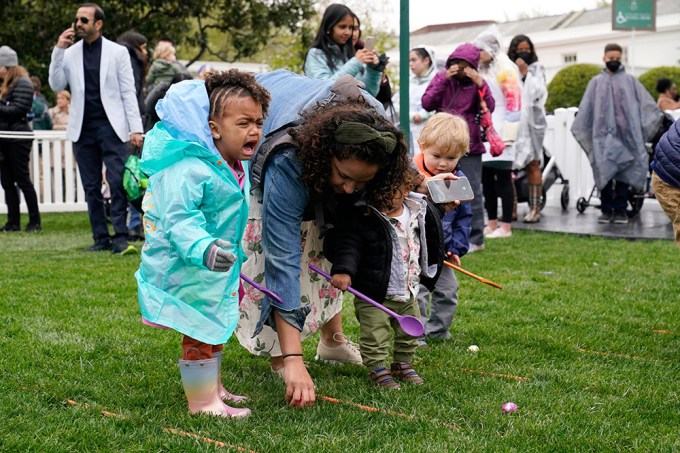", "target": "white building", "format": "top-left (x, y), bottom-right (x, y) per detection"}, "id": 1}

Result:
top-left (391, 0), bottom-right (680, 81)
top-left (179, 60), bottom-right (271, 76)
